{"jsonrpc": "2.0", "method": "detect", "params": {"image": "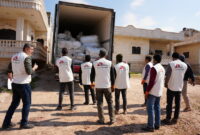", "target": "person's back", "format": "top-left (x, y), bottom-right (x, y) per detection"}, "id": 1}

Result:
top-left (92, 49), bottom-right (115, 125)
top-left (114, 62), bottom-right (130, 89)
top-left (93, 58), bottom-right (112, 88)
top-left (81, 61), bottom-right (92, 85)
top-left (56, 56), bottom-right (73, 83)
top-left (150, 63), bottom-right (165, 97)
top-left (55, 48), bottom-right (75, 111)
top-left (12, 52), bottom-right (31, 84)
top-left (168, 59), bottom-right (187, 91)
